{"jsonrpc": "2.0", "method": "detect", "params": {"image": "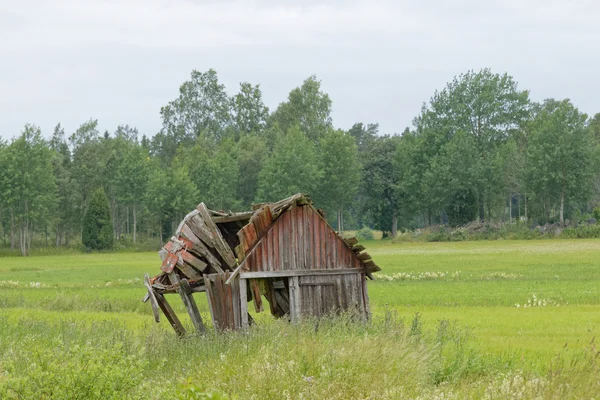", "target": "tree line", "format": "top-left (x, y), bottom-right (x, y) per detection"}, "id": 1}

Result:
top-left (1, 68), bottom-right (599, 255)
